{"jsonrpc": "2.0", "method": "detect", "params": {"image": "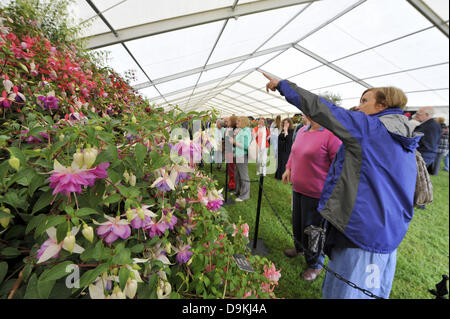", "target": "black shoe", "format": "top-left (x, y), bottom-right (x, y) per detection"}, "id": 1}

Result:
top-left (416, 205), bottom-right (426, 210)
